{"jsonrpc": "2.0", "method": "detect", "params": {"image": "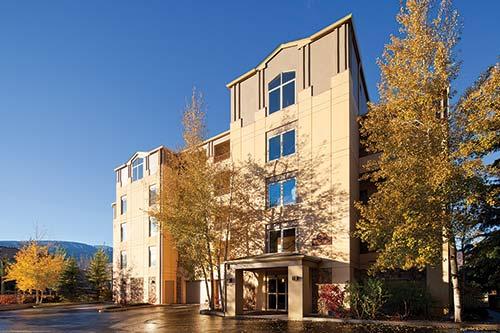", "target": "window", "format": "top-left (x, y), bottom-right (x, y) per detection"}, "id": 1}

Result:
top-left (120, 168), bottom-right (128, 185)
top-left (149, 152), bottom-right (159, 175)
top-left (149, 217), bottom-right (158, 237)
top-left (112, 204), bottom-right (116, 219)
top-left (132, 157), bottom-right (144, 181)
top-left (267, 227), bottom-right (297, 253)
top-left (120, 196), bottom-right (127, 215)
top-left (359, 190), bottom-right (369, 204)
top-left (267, 177), bottom-right (296, 208)
top-left (268, 71), bottom-right (296, 114)
top-left (213, 141), bottom-right (230, 163)
top-left (149, 184), bottom-right (158, 206)
top-left (120, 251), bottom-right (127, 269)
top-left (149, 246), bottom-right (157, 267)
top-left (120, 223), bottom-right (126, 242)
top-left (268, 129), bottom-right (295, 161)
